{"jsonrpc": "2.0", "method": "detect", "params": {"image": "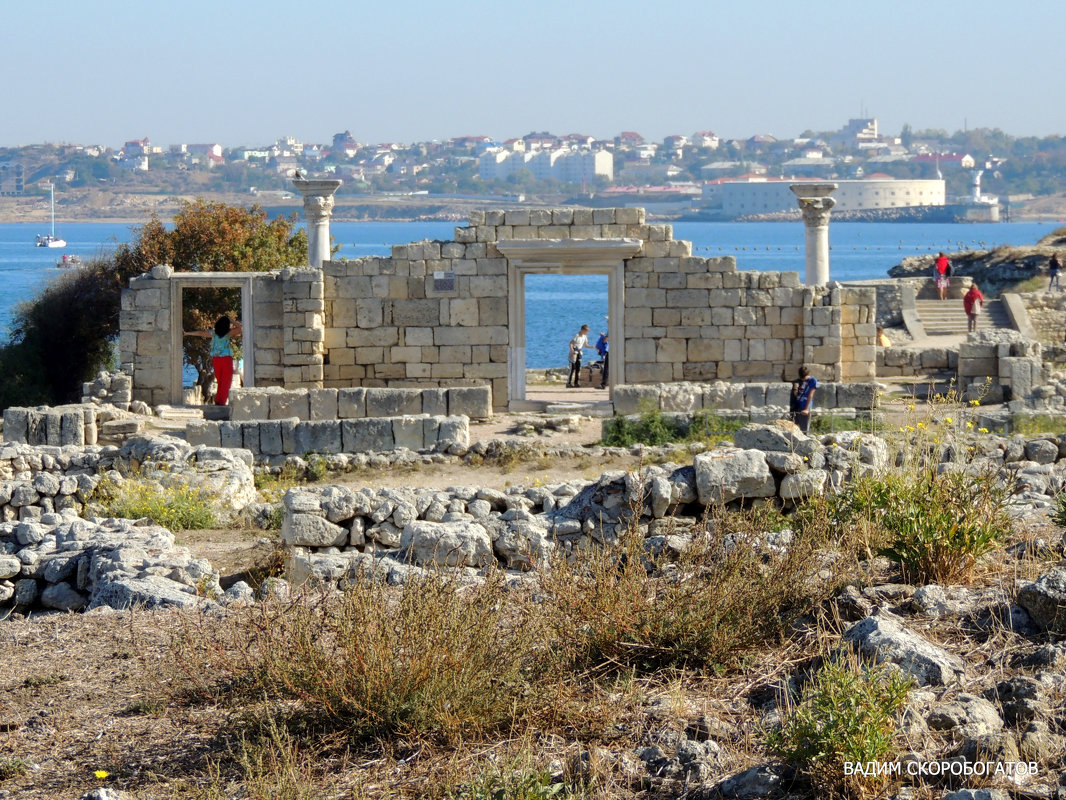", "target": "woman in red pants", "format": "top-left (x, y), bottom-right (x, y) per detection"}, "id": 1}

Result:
top-left (184, 315), bottom-right (243, 404)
